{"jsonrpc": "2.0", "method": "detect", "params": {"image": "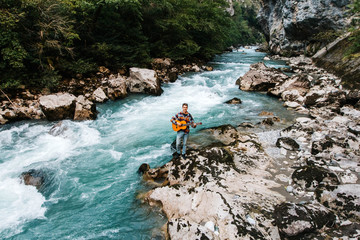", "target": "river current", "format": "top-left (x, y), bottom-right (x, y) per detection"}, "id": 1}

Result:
top-left (0, 47), bottom-right (297, 239)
